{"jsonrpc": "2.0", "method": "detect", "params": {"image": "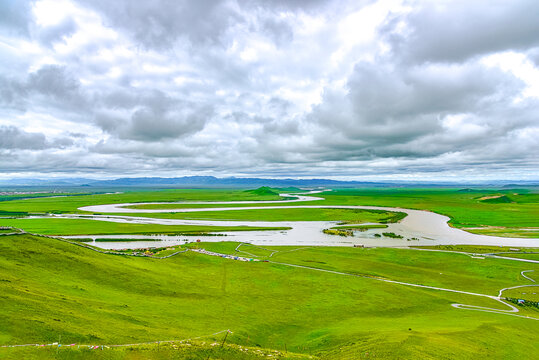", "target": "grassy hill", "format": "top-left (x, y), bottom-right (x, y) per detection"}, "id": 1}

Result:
top-left (244, 186), bottom-right (280, 197)
top-left (479, 195), bottom-right (513, 203)
top-left (1, 234), bottom-right (538, 359)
